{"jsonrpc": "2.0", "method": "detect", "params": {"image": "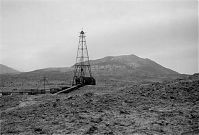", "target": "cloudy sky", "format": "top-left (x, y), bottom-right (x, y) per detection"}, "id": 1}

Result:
top-left (0, 0), bottom-right (198, 74)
